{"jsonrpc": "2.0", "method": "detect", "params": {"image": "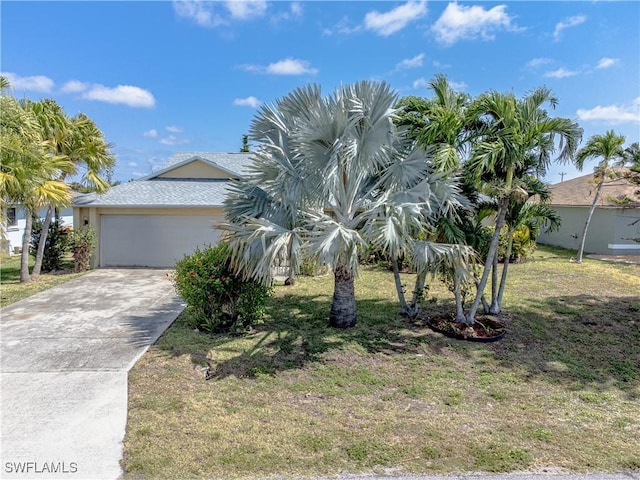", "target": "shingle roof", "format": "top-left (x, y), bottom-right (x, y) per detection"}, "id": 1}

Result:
top-left (547, 168), bottom-right (639, 207)
top-left (162, 152), bottom-right (253, 177)
top-left (73, 152), bottom-right (252, 208)
top-left (73, 179), bottom-right (233, 208)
